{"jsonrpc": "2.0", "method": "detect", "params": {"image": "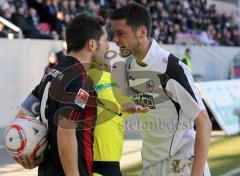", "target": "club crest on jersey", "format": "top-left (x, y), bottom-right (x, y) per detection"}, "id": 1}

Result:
top-left (74, 89), bottom-right (89, 109)
top-left (146, 80), bottom-right (154, 92)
